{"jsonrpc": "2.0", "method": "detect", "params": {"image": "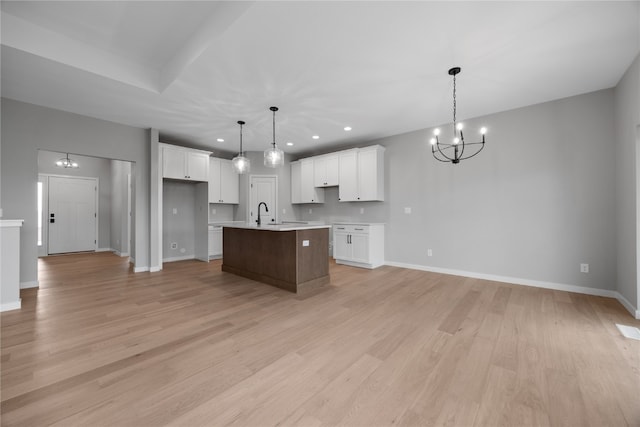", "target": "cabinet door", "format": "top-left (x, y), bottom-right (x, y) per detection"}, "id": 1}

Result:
top-left (314, 156), bottom-right (328, 187)
top-left (324, 154), bottom-right (339, 186)
top-left (208, 157), bottom-right (221, 203)
top-left (187, 152), bottom-right (209, 182)
top-left (211, 230), bottom-right (222, 256)
top-left (301, 159), bottom-right (324, 203)
top-left (350, 233), bottom-right (370, 263)
top-left (163, 146), bottom-right (186, 179)
top-left (208, 229), bottom-right (215, 256)
top-left (219, 159), bottom-right (239, 204)
top-left (291, 161), bottom-right (302, 204)
top-left (357, 148), bottom-right (380, 201)
top-left (333, 231), bottom-right (351, 260)
top-left (338, 150), bottom-right (358, 201)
